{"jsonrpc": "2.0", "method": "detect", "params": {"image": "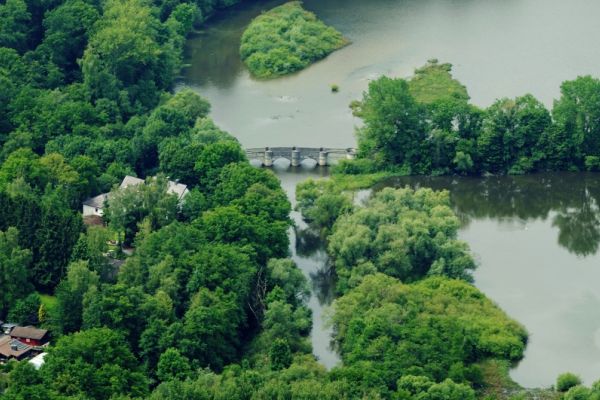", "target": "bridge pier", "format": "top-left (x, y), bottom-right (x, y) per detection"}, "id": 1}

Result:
top-left (291, 149), bottom-right (301, 167)
top-left (263, 149), bottom-right (273, 167)
top-left (318, 151), bottom-right (328, 166)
